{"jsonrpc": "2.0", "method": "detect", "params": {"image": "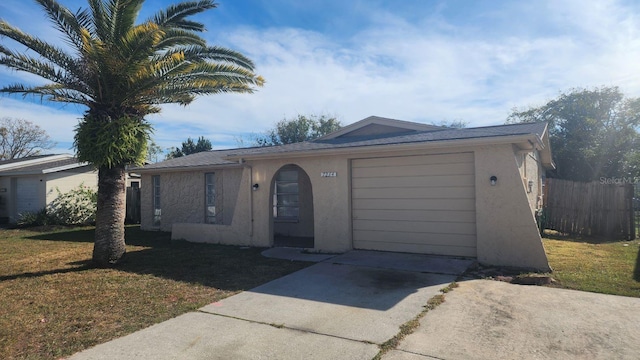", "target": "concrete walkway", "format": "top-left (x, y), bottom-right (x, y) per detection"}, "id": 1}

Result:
top-left (69, 251), bottom-right (472, 360)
